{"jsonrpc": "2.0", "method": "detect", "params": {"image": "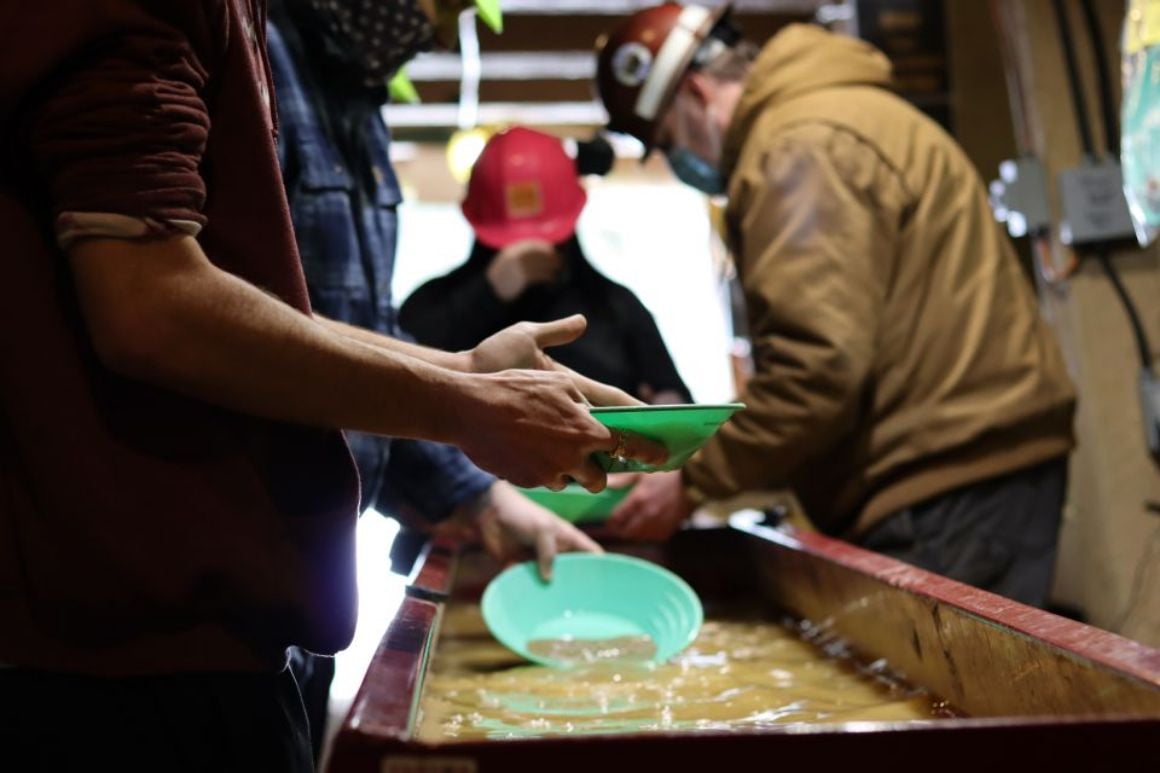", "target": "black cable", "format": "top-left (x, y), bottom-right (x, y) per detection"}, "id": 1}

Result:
top-left (1077, 0), bottom-right (1120, 157)
top-left (1052, 0), bottom-right (1095, 157)
top-left (1097, 252), bottom-right (1155, 368)
top-left (1053, 0), bottom-right (1155, 371)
